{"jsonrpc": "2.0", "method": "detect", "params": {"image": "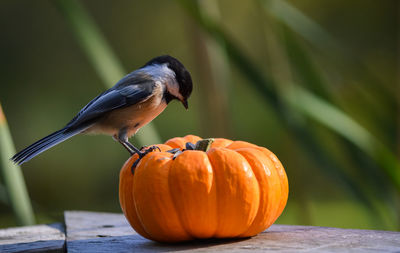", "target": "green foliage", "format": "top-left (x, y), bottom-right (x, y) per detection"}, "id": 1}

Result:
top-left (0, 0), bottom-right (397, 230)
top-left (0, 104), bottom-right (35, 226)
top-left (177, 0), bottom-right (399, 228)
top-left (54, 0), bottom-right (161, 145)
